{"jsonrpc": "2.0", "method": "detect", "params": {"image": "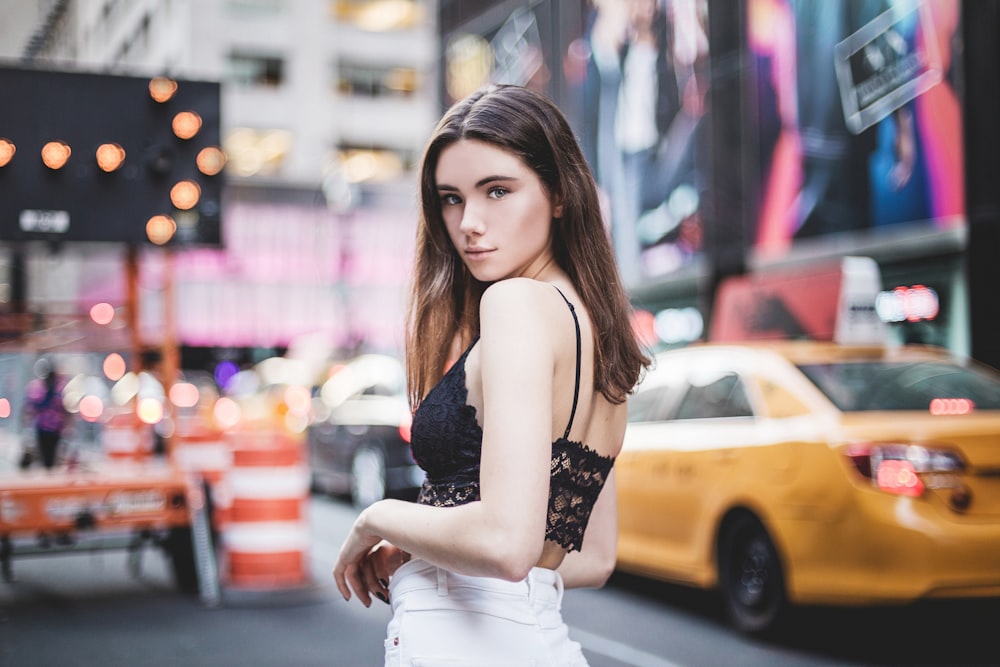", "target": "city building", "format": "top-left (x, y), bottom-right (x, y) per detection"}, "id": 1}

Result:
top-left (5, 0), bottom-right (1000, 374)
top-left (0, 0), bottom-right (439, 371)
